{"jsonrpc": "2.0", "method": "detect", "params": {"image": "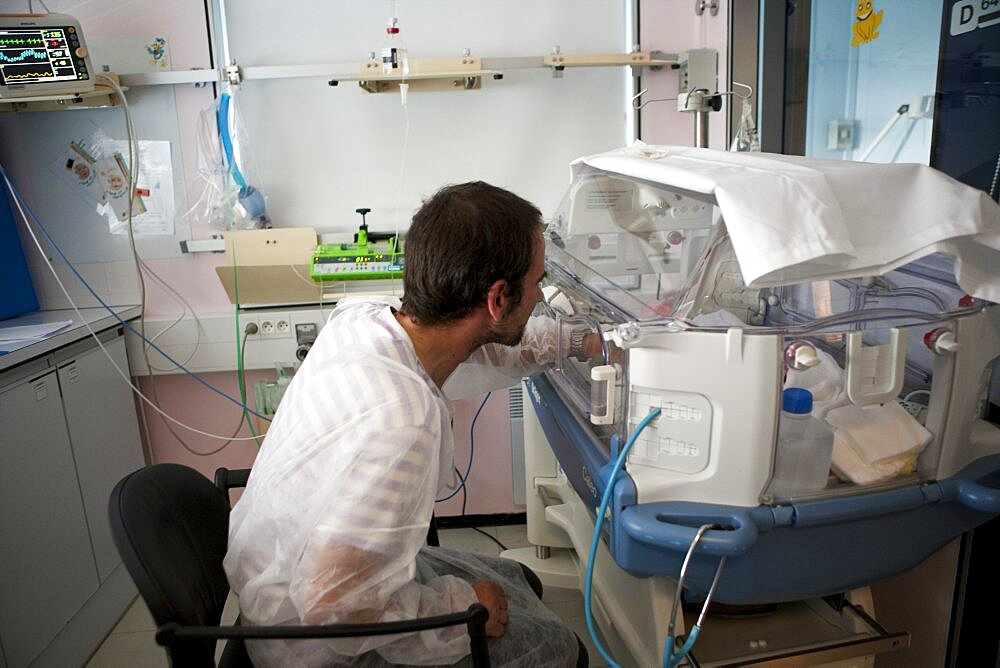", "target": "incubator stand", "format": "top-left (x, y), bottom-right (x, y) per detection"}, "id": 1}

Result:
top-left (508, 165), bottom-right (1000, 666)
